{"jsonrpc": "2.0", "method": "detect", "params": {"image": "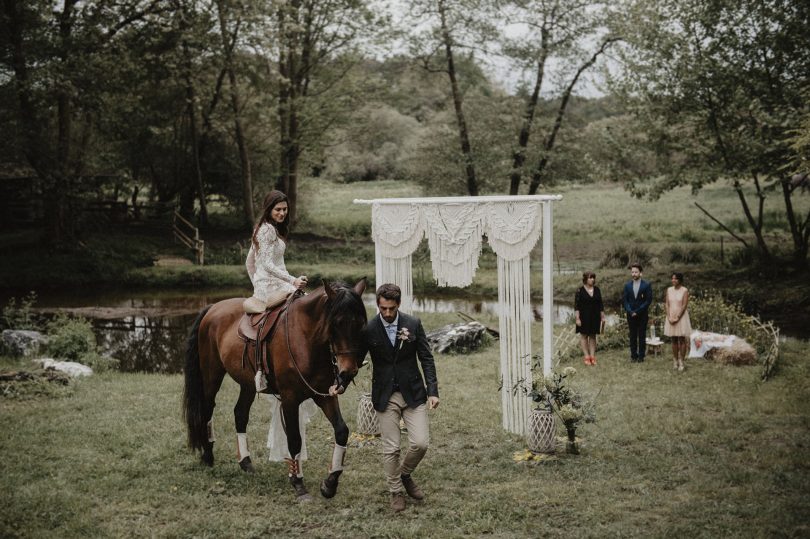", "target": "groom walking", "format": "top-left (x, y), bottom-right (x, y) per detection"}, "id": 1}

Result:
top-left (362, 283), bottom-right (440, 512)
